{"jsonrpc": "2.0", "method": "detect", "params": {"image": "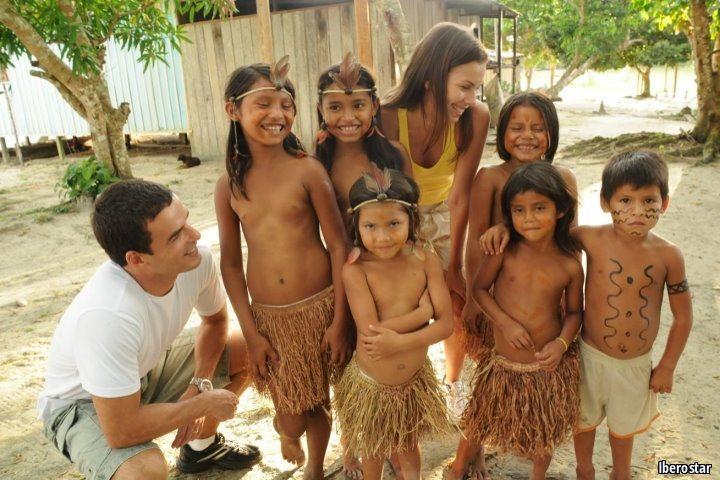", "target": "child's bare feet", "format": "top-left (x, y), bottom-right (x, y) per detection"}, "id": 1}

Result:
top-left (471, 448), bottom-right (491, 479)
top-left (342, 448), bottom-right (363, 479)
top-left (302, 465), bottom-right (324, 480)
top-left (273, 415), bottom-right (306, 466)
